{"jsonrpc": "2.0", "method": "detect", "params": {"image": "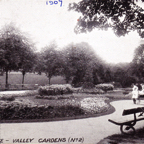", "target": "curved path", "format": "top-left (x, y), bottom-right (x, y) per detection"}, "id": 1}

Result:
top-left (1, 100), bottom-right (144, 144)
